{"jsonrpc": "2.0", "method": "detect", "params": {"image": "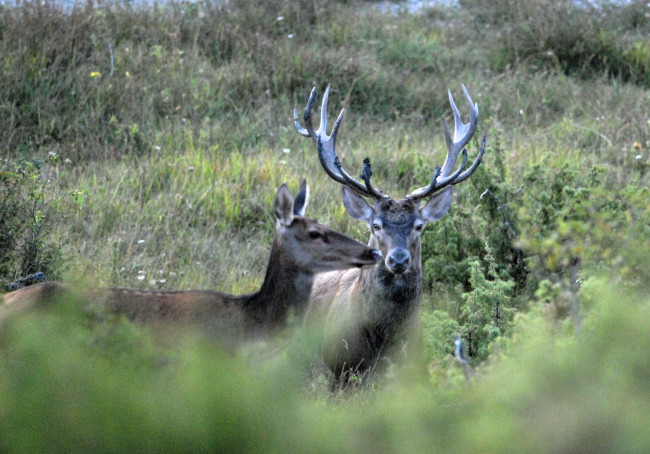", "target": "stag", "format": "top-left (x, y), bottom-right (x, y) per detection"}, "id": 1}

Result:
top-left (1, 180), bottom-right (381, 350)
top-left (295, 86), bottom-right (486, 381)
